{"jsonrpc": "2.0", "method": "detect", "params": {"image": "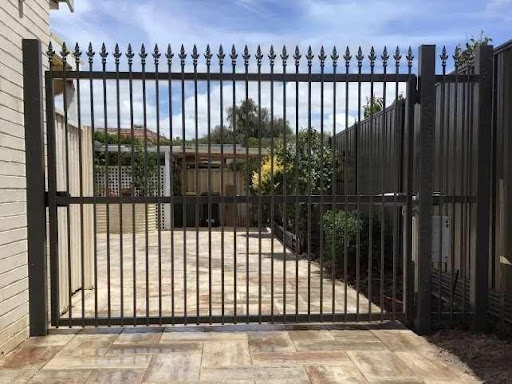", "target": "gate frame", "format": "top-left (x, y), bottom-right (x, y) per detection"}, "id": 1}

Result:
top-left (22, 39), bottom-right (494, 334)
top-left (23, 39), bottom-right (48, 336)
